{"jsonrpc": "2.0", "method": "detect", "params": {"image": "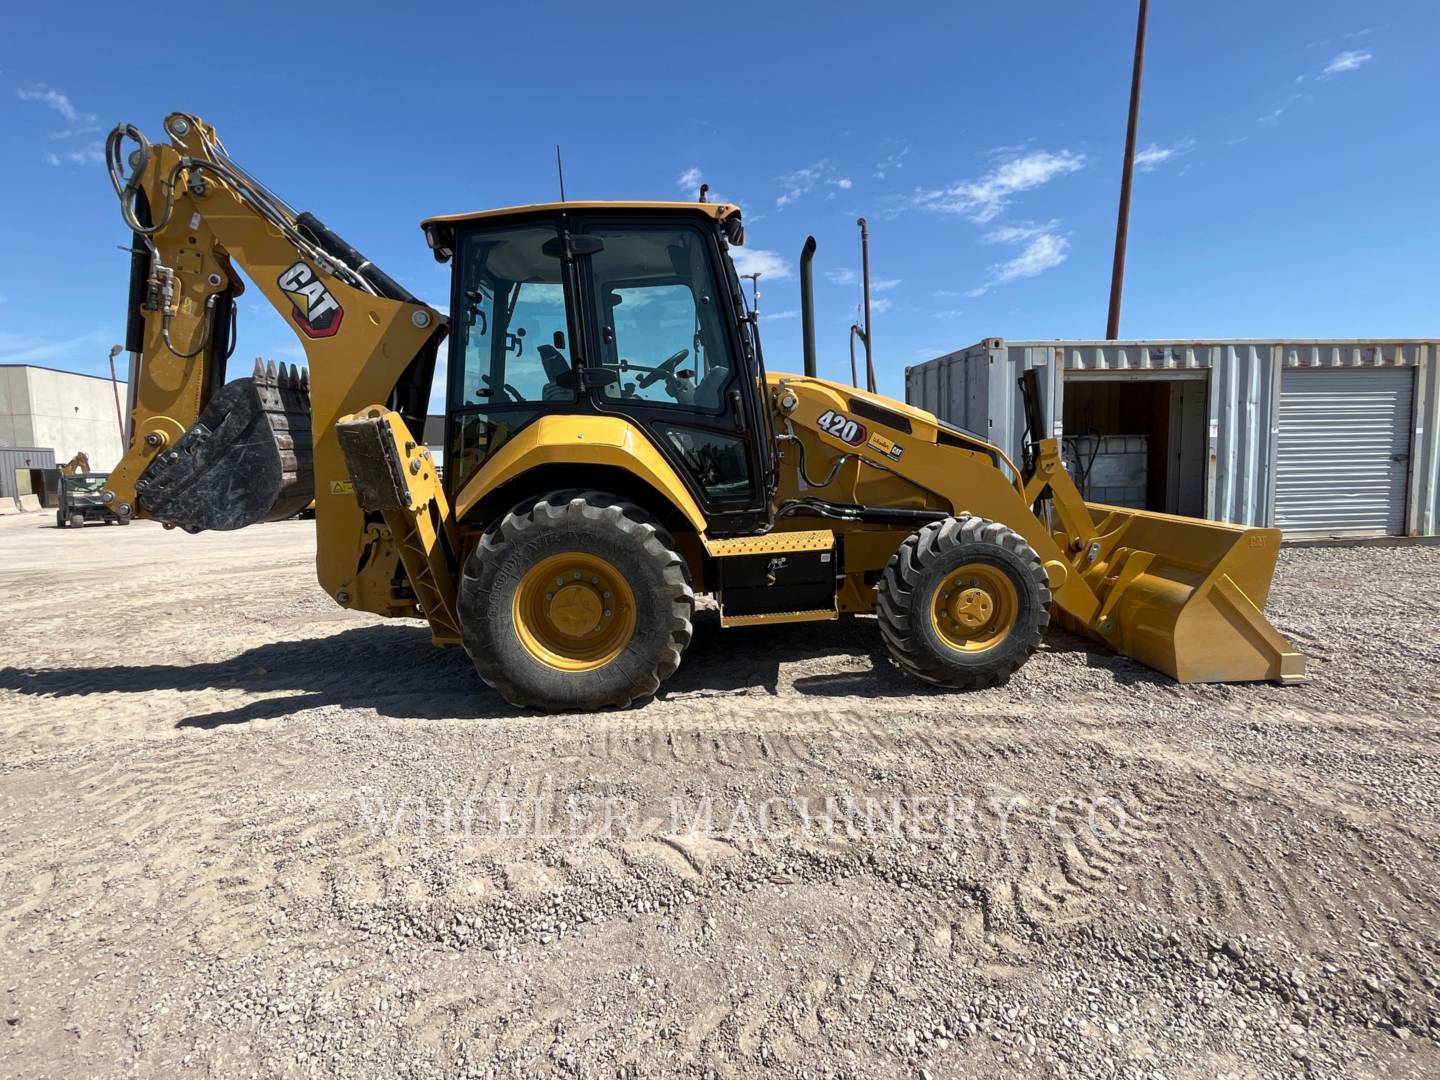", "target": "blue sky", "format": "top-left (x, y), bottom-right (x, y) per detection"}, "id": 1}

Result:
top-left (2, 2), bottom-right (1436, 404)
